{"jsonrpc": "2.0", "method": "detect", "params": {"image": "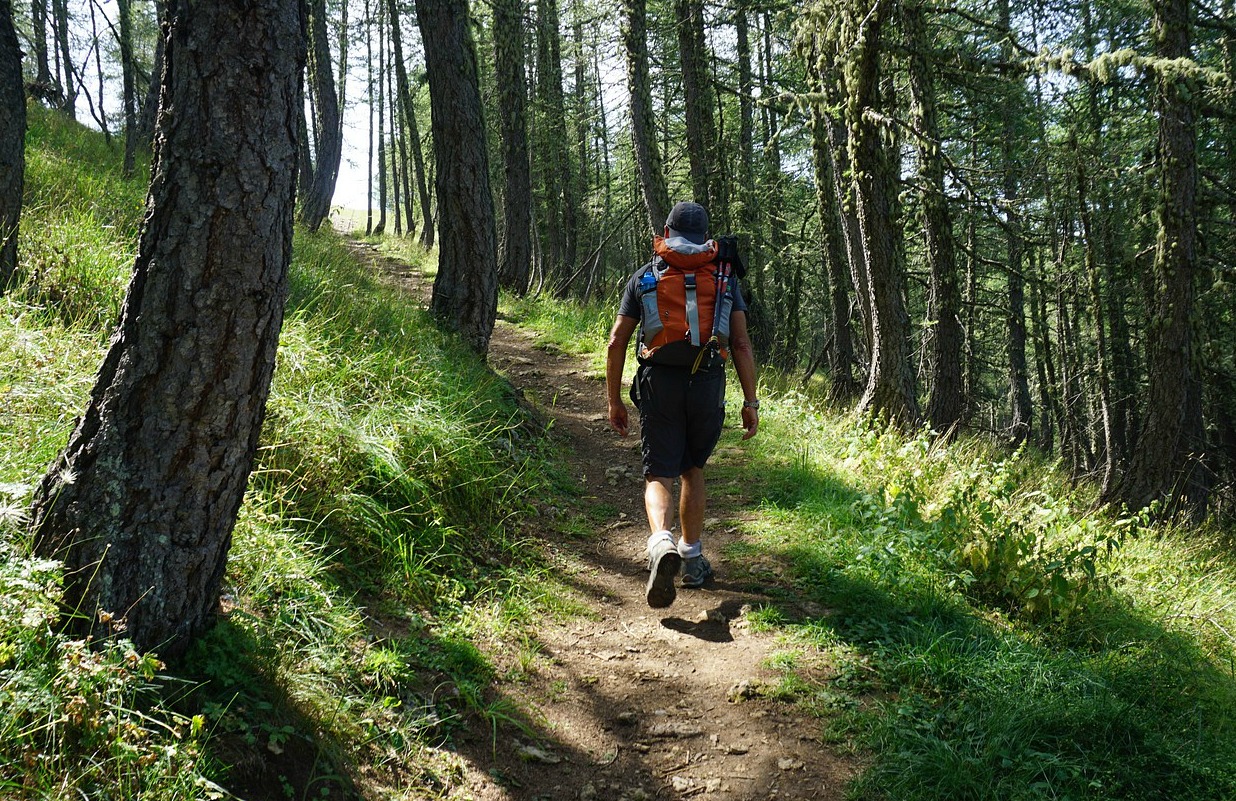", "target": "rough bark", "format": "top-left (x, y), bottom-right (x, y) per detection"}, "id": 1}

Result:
top-left (849, 2), bottom-right (919, 425)
top-left (621, 0), bottom-right (669, 234)
top-left (136, 1), bottom-right (167, 148)
top-left (0, 0), bottom-right (23, 288)
top-left (905, 0), bottom-right (963, 434)
top-left (300, 0), bottom-right (342, 231)
top-left (415, 0), bottom-right (498, 353)
top-left (28, 0), bottom-right (304, 657)
top-left (1106, 0), bottom-right (1209, 518)
top-left (493, 0), bottom-right (532, 294)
